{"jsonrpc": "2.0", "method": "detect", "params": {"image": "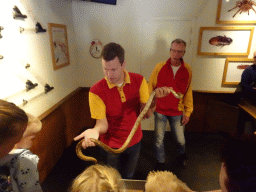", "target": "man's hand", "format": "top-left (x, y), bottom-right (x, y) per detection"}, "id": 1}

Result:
top-left (155, 87), bottom-right (173, 98)
top-left (74, 129), bottom-right (99, 149)
top-left (182, 115), bottom-right (189, 125)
